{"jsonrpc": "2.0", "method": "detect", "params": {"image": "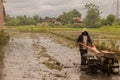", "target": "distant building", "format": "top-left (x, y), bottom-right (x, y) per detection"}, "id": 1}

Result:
top-left (52, 18), bottom-right (61, 24)
top-left (73, 17), bottom-right (83, 25)
top-left (41, 17), bottom-right (61, 24)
